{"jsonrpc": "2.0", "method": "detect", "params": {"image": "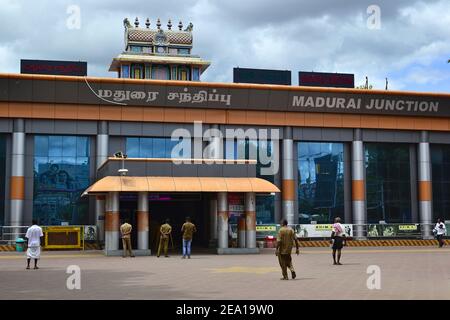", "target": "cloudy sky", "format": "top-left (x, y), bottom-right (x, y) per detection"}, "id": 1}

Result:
top-left (0, 0), bottom-right (449, 92)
